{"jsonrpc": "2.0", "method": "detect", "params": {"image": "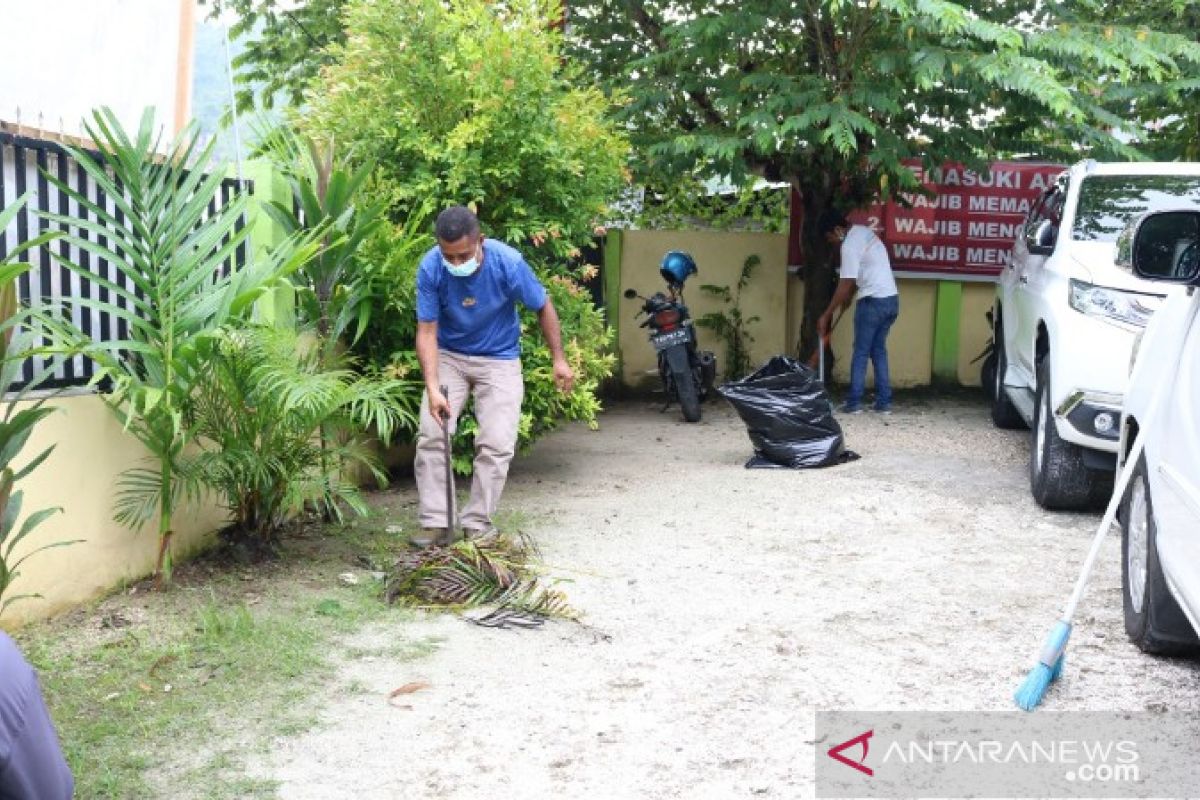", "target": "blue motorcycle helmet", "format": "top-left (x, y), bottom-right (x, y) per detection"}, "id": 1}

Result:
top-left (660, 250), bottom-right (698, 286)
